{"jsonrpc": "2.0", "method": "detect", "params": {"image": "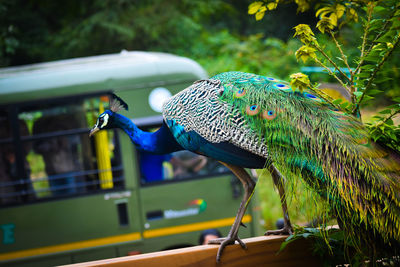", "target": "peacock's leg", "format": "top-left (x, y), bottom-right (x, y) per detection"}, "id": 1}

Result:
top-left (207, 161), bottom-right (256, 263)
top-left (265, 164), bottom-right (293, 235)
